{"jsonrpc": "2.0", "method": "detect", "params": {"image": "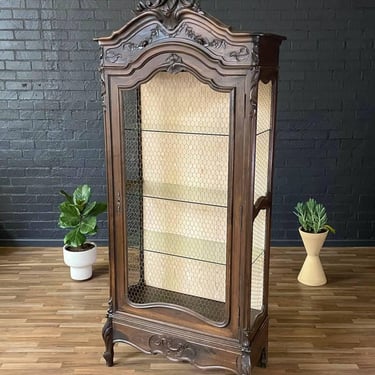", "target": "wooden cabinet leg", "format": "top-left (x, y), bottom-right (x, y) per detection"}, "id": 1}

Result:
top-left (240, 350), bottom-right (251, 375)
top-left (102, 300), bottom-right (114, 367)
top-left (258, 347), bottom-right (268, 368)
